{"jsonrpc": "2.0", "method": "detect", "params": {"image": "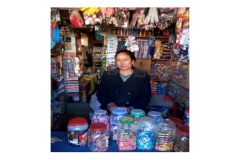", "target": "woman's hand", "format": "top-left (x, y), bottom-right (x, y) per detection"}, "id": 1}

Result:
top-left (108, 103), bottom-right (118, 113)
